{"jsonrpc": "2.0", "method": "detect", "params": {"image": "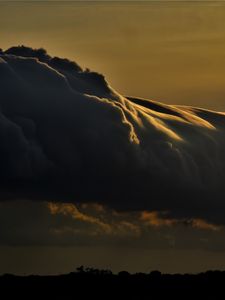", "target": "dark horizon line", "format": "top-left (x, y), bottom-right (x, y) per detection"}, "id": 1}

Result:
top-left (2, 267), bottom-right (225, 277)
top-left (1, 268), bottom-right (224, 296)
